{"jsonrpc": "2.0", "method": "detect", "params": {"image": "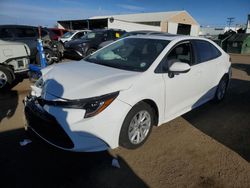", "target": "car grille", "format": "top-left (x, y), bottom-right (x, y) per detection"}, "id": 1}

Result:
top-left (24, 99), bottom-right (74, 149)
